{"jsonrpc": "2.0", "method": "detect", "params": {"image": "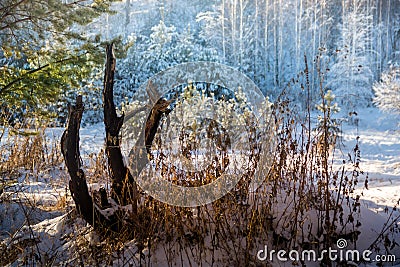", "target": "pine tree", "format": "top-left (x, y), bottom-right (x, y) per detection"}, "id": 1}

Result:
top-left (0, 0), bottom-right (119, 124)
